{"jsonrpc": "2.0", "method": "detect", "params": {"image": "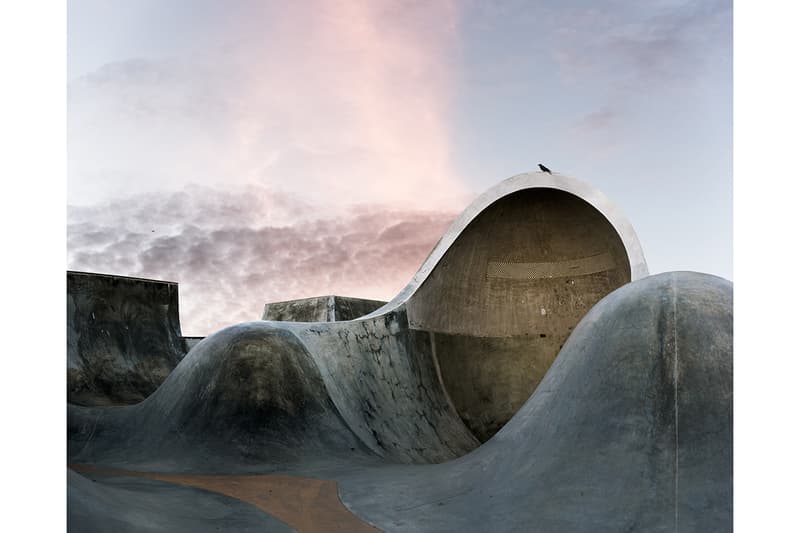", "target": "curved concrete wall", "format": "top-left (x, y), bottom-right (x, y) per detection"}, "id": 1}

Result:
top-left (407, 187), bottom-right (631, 441)
top-left (408, 188), bottom-right (633, 440)
top-left (362, 172), bottom-right (648, 319)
